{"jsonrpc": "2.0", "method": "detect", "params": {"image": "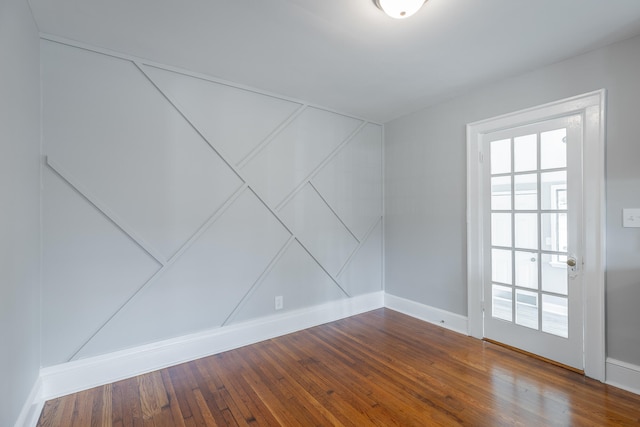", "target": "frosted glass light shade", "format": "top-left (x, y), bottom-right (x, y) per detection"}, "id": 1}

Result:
top-left (375, 0), bottom-right (426, 19)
